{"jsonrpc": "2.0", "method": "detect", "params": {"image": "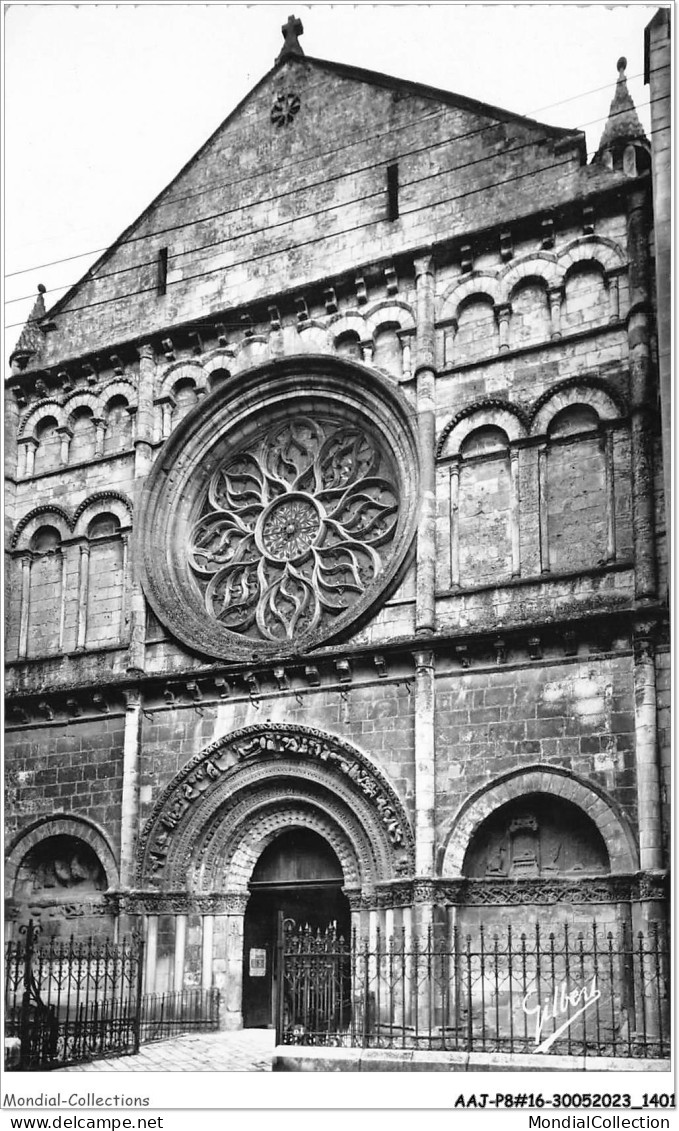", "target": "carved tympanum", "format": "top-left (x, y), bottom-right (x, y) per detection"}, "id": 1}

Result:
top-left (188, 417), bottom-right (399, 643)
top-left (14, 836), bottom-right (107, 900)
